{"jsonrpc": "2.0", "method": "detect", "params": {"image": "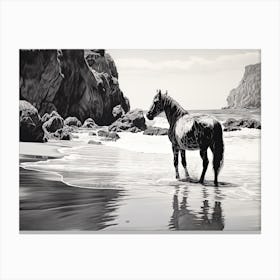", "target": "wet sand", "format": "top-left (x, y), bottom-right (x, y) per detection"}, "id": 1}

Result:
top-left (20, 166), bottom-right (123, 231)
